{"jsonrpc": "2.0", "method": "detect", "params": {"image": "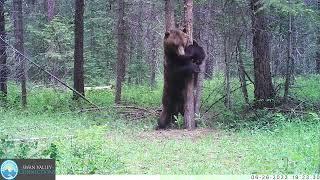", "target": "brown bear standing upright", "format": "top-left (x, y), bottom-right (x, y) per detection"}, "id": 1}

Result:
top-left (158, 28), bottom-right (205, 129)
